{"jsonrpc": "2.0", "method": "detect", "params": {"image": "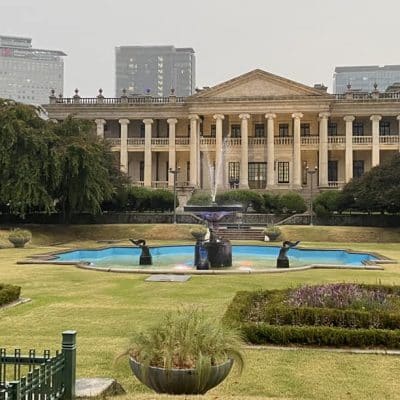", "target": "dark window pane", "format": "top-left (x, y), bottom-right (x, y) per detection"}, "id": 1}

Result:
top-left (353, 122), bottom-right (364, 136)
top-left (328, 122), bottom-right (337, 136)
top-left (353, 160), bottom-right (364, 178)
top-left (379, 121), bottom-right (390, 136)
top-left (278, 162), bottom-right (289, 183)
top-left (279, 124), bottom-right (289, 137)
top-left (300, 123), bottom-right (310, 136)
top-left (231, 124), bottom-right (241, 138)
top-left (254, 124), bottom-right (265, 137)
